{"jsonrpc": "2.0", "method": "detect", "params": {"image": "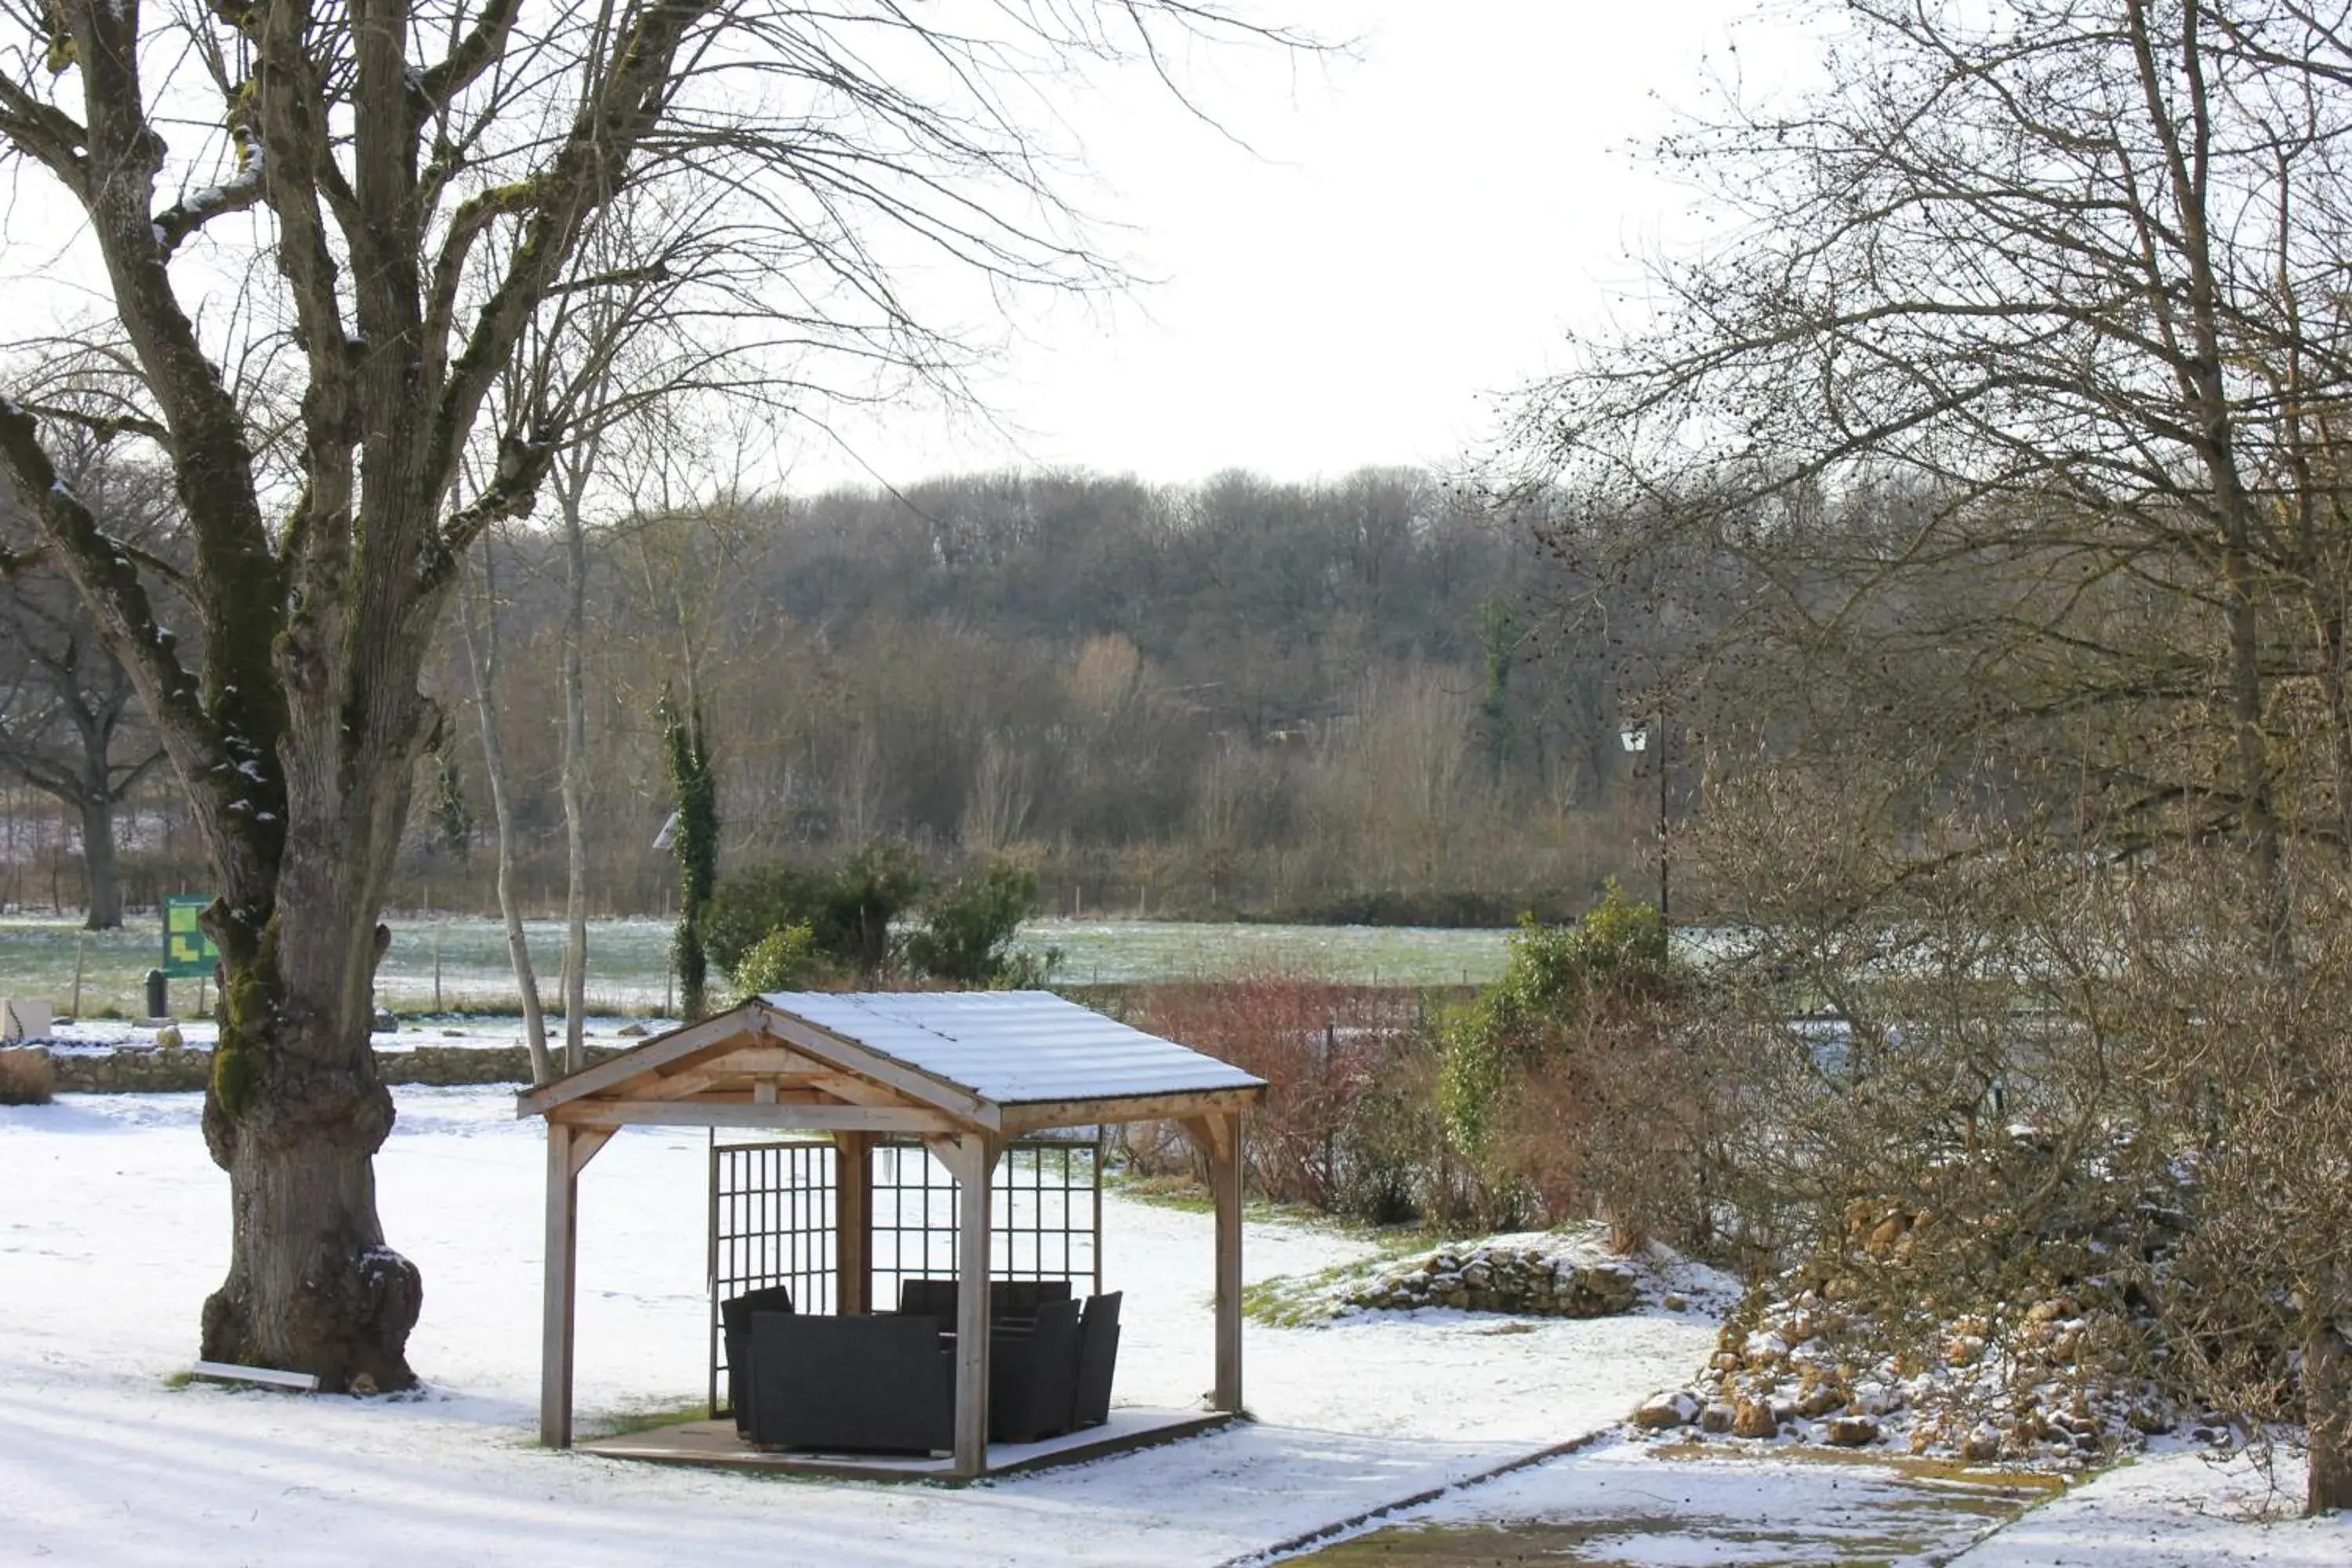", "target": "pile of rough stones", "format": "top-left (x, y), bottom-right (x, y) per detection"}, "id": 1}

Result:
top-left (1347, 1238), bottom-right (1642, 1319)
top-left (1630, 1206), bottom-right (2181, 1466)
